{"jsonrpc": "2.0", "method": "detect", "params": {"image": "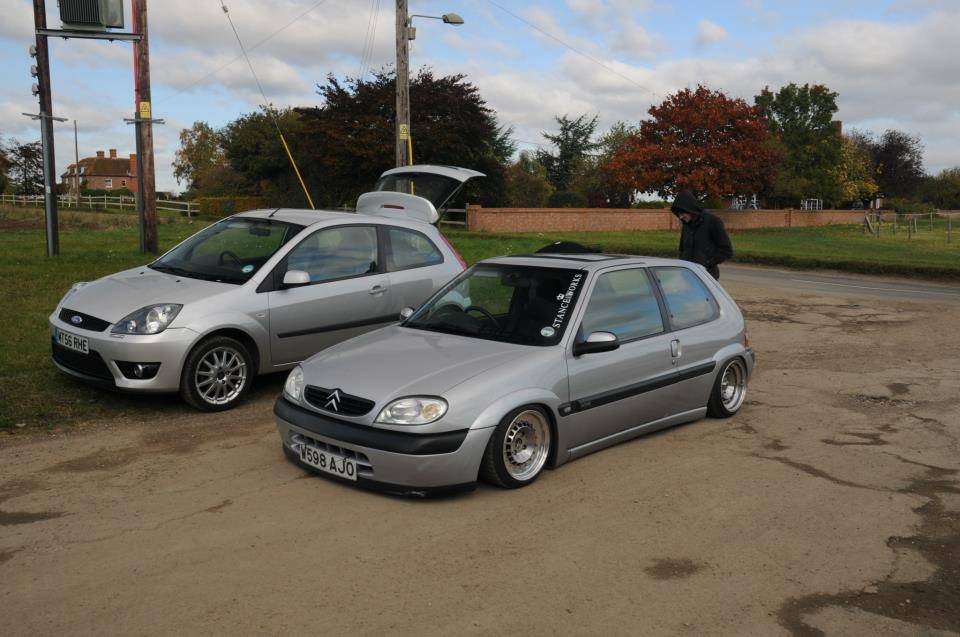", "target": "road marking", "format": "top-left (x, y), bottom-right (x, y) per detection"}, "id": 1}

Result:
top-left (789, 279), bottom-right (960, 297)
